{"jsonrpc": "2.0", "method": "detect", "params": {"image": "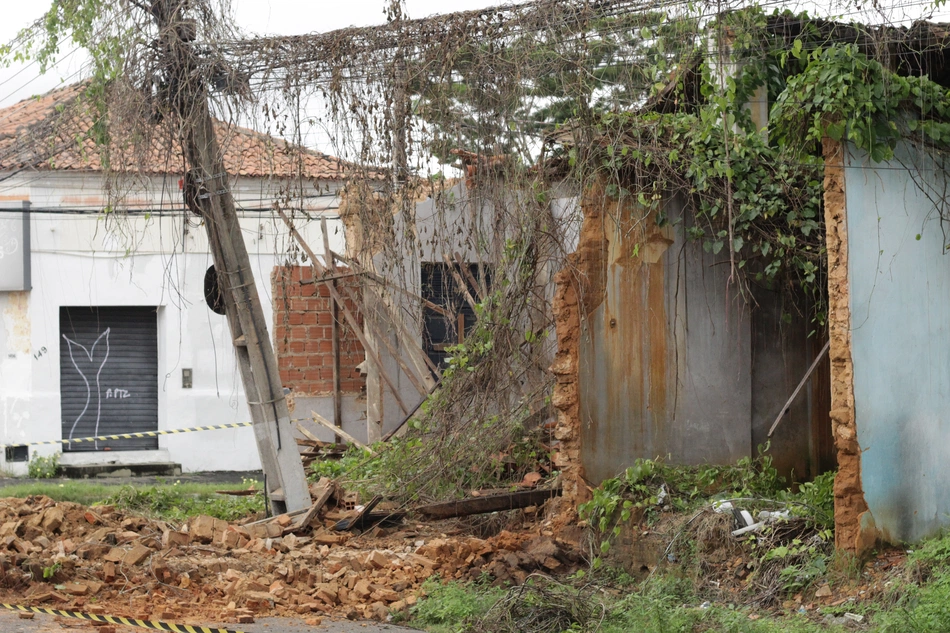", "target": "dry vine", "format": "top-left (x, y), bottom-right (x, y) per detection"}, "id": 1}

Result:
top-left (7, 0), bottom-right (950, 503)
